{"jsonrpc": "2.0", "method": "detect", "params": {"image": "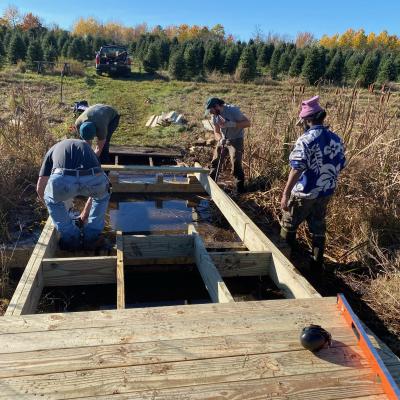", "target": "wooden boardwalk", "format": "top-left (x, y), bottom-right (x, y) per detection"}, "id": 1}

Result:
top-left (2, 164), bottom-right (399, 399)
top-left (0, 297), bottom-right (397, 399)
